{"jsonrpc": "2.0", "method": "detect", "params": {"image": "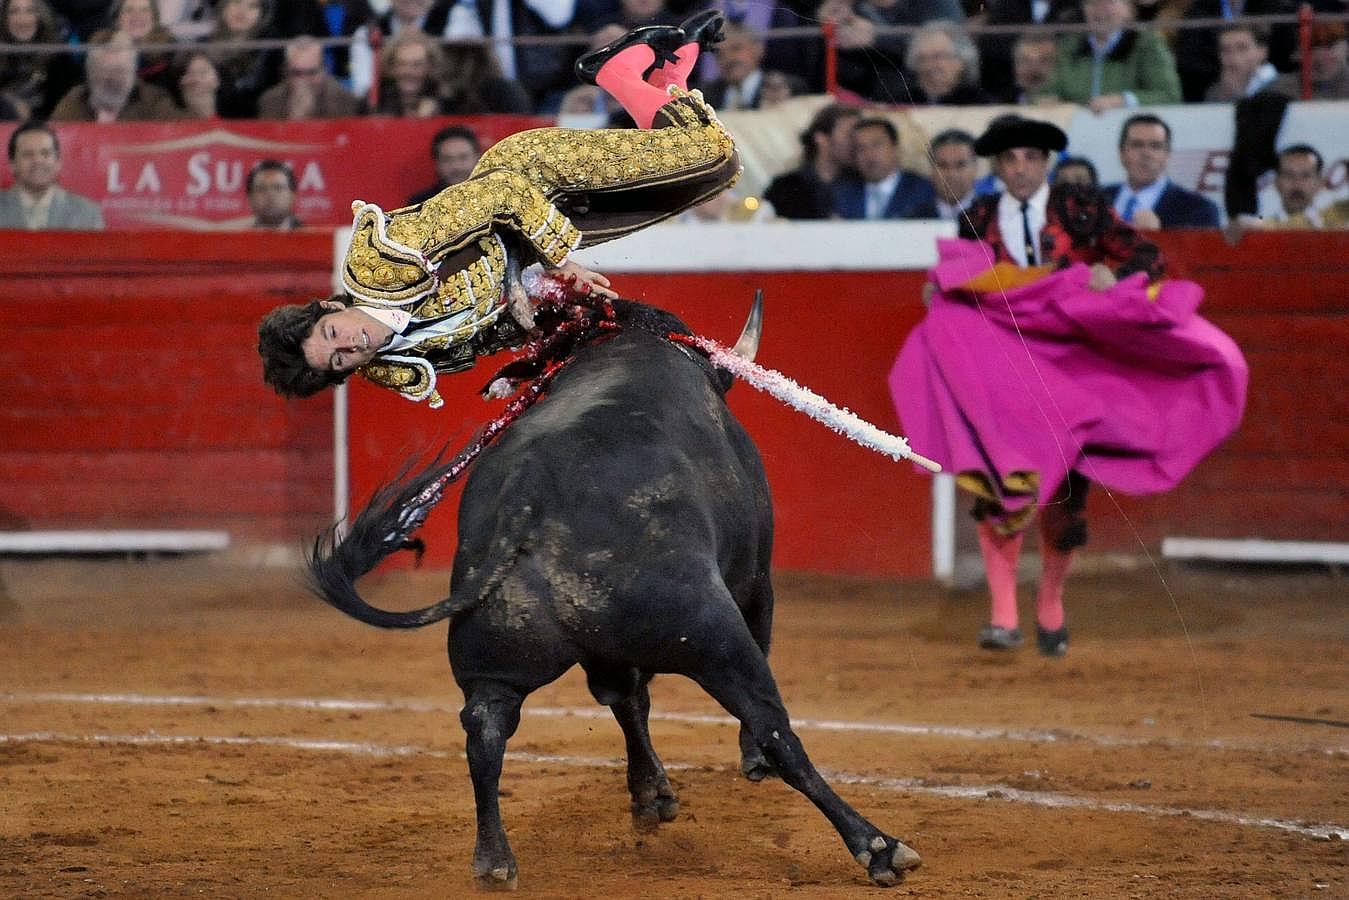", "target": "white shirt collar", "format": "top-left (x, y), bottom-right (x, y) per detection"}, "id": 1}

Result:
top-left (936, 191), bottom-right (975, 222)
top-left (865, 171), bottom-right (901, 219)
top-left (997, 182), bottom-right (1050, 267)
top-left (1117, 176), bottom-right (1168, 216)
top-left (736, 68), bottom-right (763, 102)
top-left (1089, 29), bottom-right (1124, 56)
